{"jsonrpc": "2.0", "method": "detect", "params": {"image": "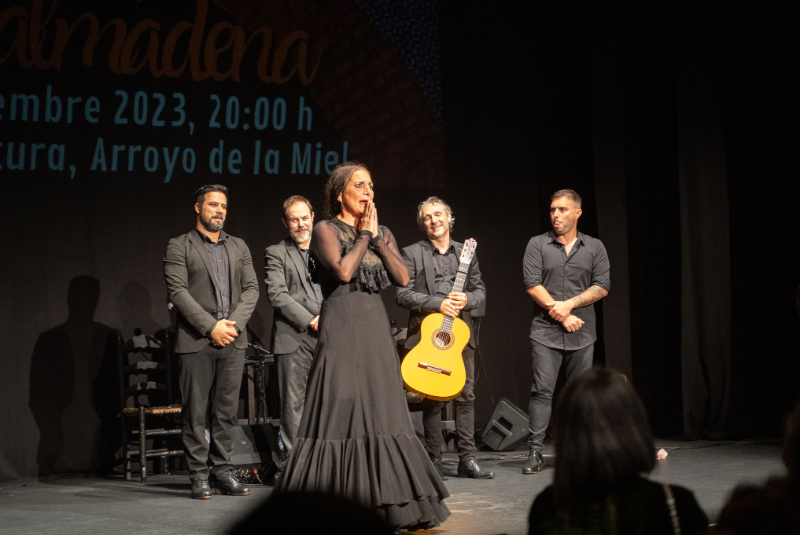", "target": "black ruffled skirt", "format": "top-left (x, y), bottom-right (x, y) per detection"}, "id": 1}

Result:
top-left (276, 285), bottom-right (450, 530)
